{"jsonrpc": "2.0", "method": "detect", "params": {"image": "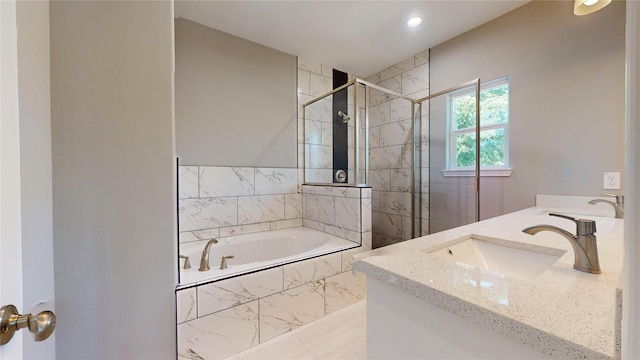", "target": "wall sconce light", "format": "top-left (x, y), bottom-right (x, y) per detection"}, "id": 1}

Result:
top-left (574, 0), bottom-right (612, 16)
